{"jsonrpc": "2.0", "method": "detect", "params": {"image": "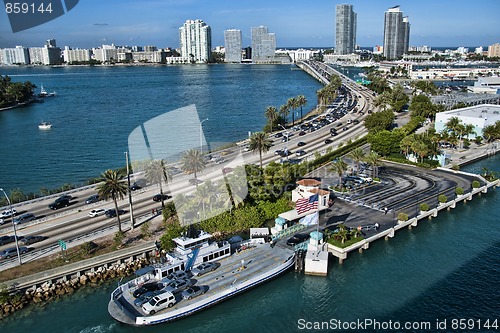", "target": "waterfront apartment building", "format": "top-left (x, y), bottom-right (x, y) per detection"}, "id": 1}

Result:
top-left (1, 46), bottom-right (30, 65)
top-left (251, 26), bottom-right (276, 63)
top-left (335, 4), bottom-right (357, 55)
top-left (63, 47), bottom-right (92, 63)
top-left (29, 45), bottom-right (62, 65)
top-left (179, 19), bottom-right (212, 63)
top-left (488, 43), bottom-right (500, 58)
top-left (224, 29), bottom-right (242, 63)
top-left (383, 6), bottom-right (410, 60)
